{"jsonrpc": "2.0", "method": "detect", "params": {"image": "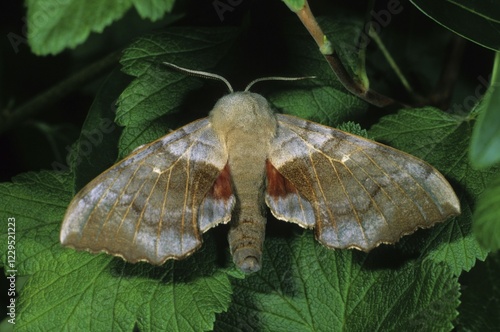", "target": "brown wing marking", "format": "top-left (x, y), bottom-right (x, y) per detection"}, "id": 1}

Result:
top-left (265, 160), bottom-right (315, 227)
